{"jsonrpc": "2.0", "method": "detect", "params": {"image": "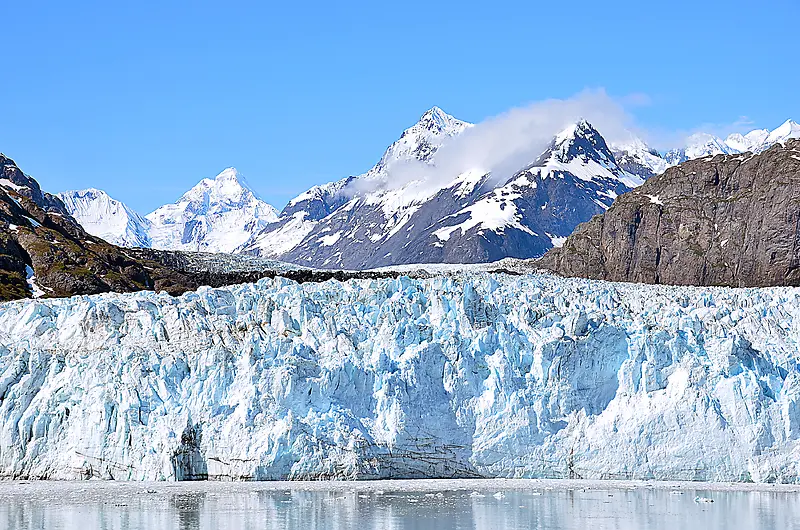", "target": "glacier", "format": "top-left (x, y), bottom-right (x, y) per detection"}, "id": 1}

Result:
top-left (1, 272), bottom-right (800, 483)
